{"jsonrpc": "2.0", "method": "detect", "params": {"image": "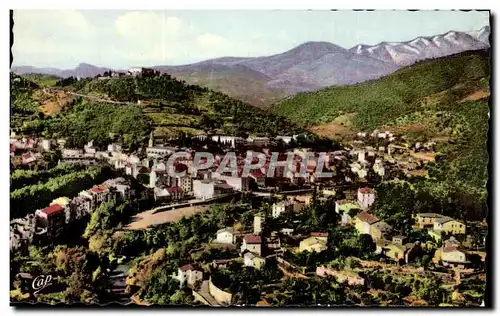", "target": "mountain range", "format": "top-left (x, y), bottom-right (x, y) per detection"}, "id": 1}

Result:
top-left (11, 26), bottom-right (490, 107)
